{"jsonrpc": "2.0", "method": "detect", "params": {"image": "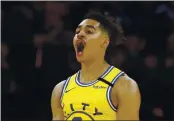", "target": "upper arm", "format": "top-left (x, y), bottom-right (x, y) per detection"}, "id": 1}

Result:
top-left (51, 81), bottom-right (65, 120)
top-left (115, 75), bottom-right (141, 120)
